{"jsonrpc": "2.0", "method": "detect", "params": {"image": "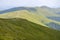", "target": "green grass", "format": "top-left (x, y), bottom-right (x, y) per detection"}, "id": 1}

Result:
top-left (0, 18), bottom-right (60, 40)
